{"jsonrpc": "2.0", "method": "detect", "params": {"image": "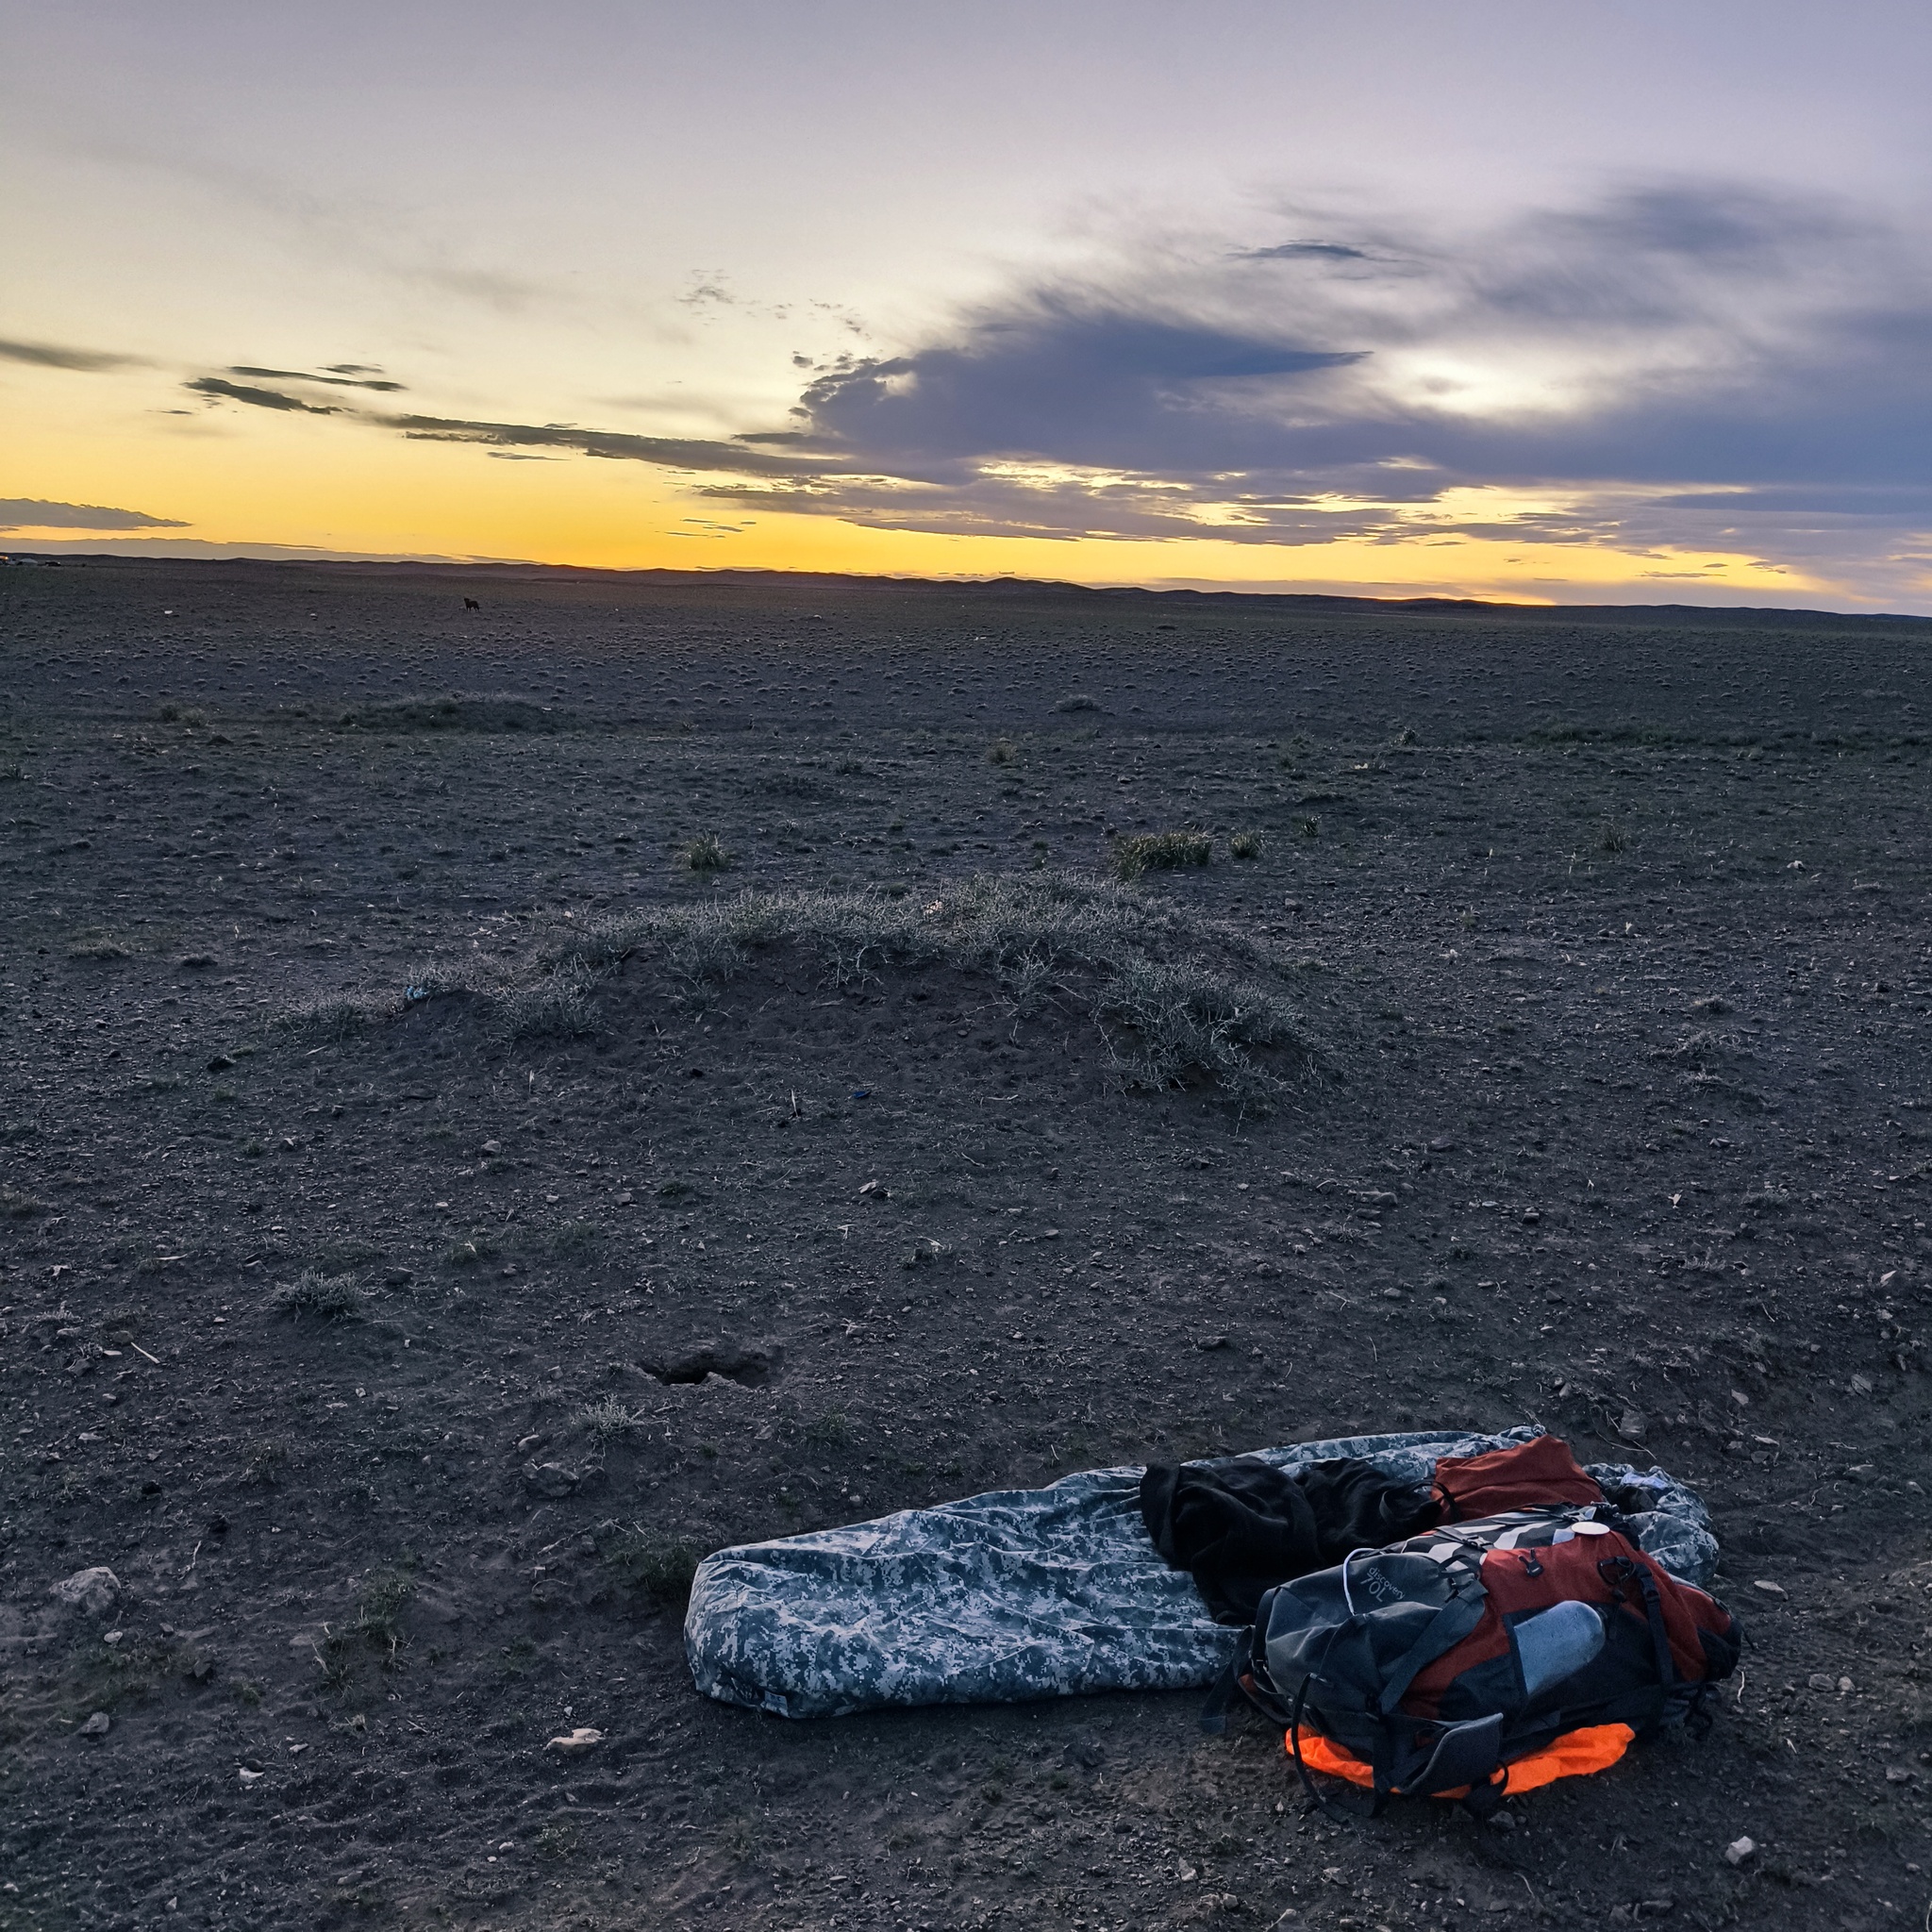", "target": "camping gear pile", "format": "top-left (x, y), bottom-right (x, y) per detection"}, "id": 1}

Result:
top-left (685, 1426), bottom-right (1736, 1812)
